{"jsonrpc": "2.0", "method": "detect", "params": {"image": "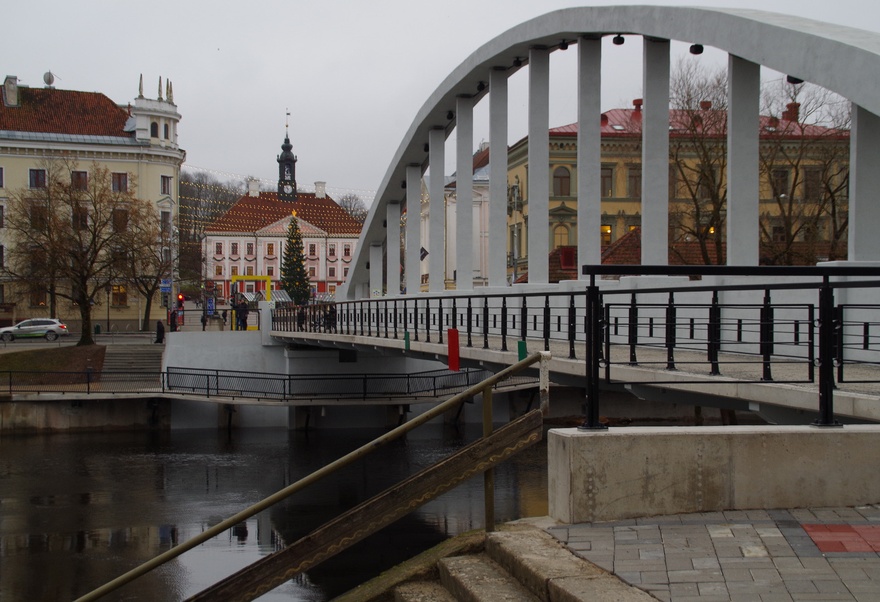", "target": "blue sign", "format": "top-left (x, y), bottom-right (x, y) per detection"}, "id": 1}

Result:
top-left (160, 278), bottom-right (172, 293)
top-left (206, 296), bottom-right (215, 316)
